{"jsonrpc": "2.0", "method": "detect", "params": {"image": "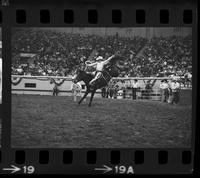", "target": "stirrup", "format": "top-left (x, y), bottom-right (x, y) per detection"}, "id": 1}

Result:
top-left (90, 84), bottom-right (95, 90)
top-left (89, 81), bottom-right (94, 85)
top-left (90, 81), bottom-right (96, 88)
